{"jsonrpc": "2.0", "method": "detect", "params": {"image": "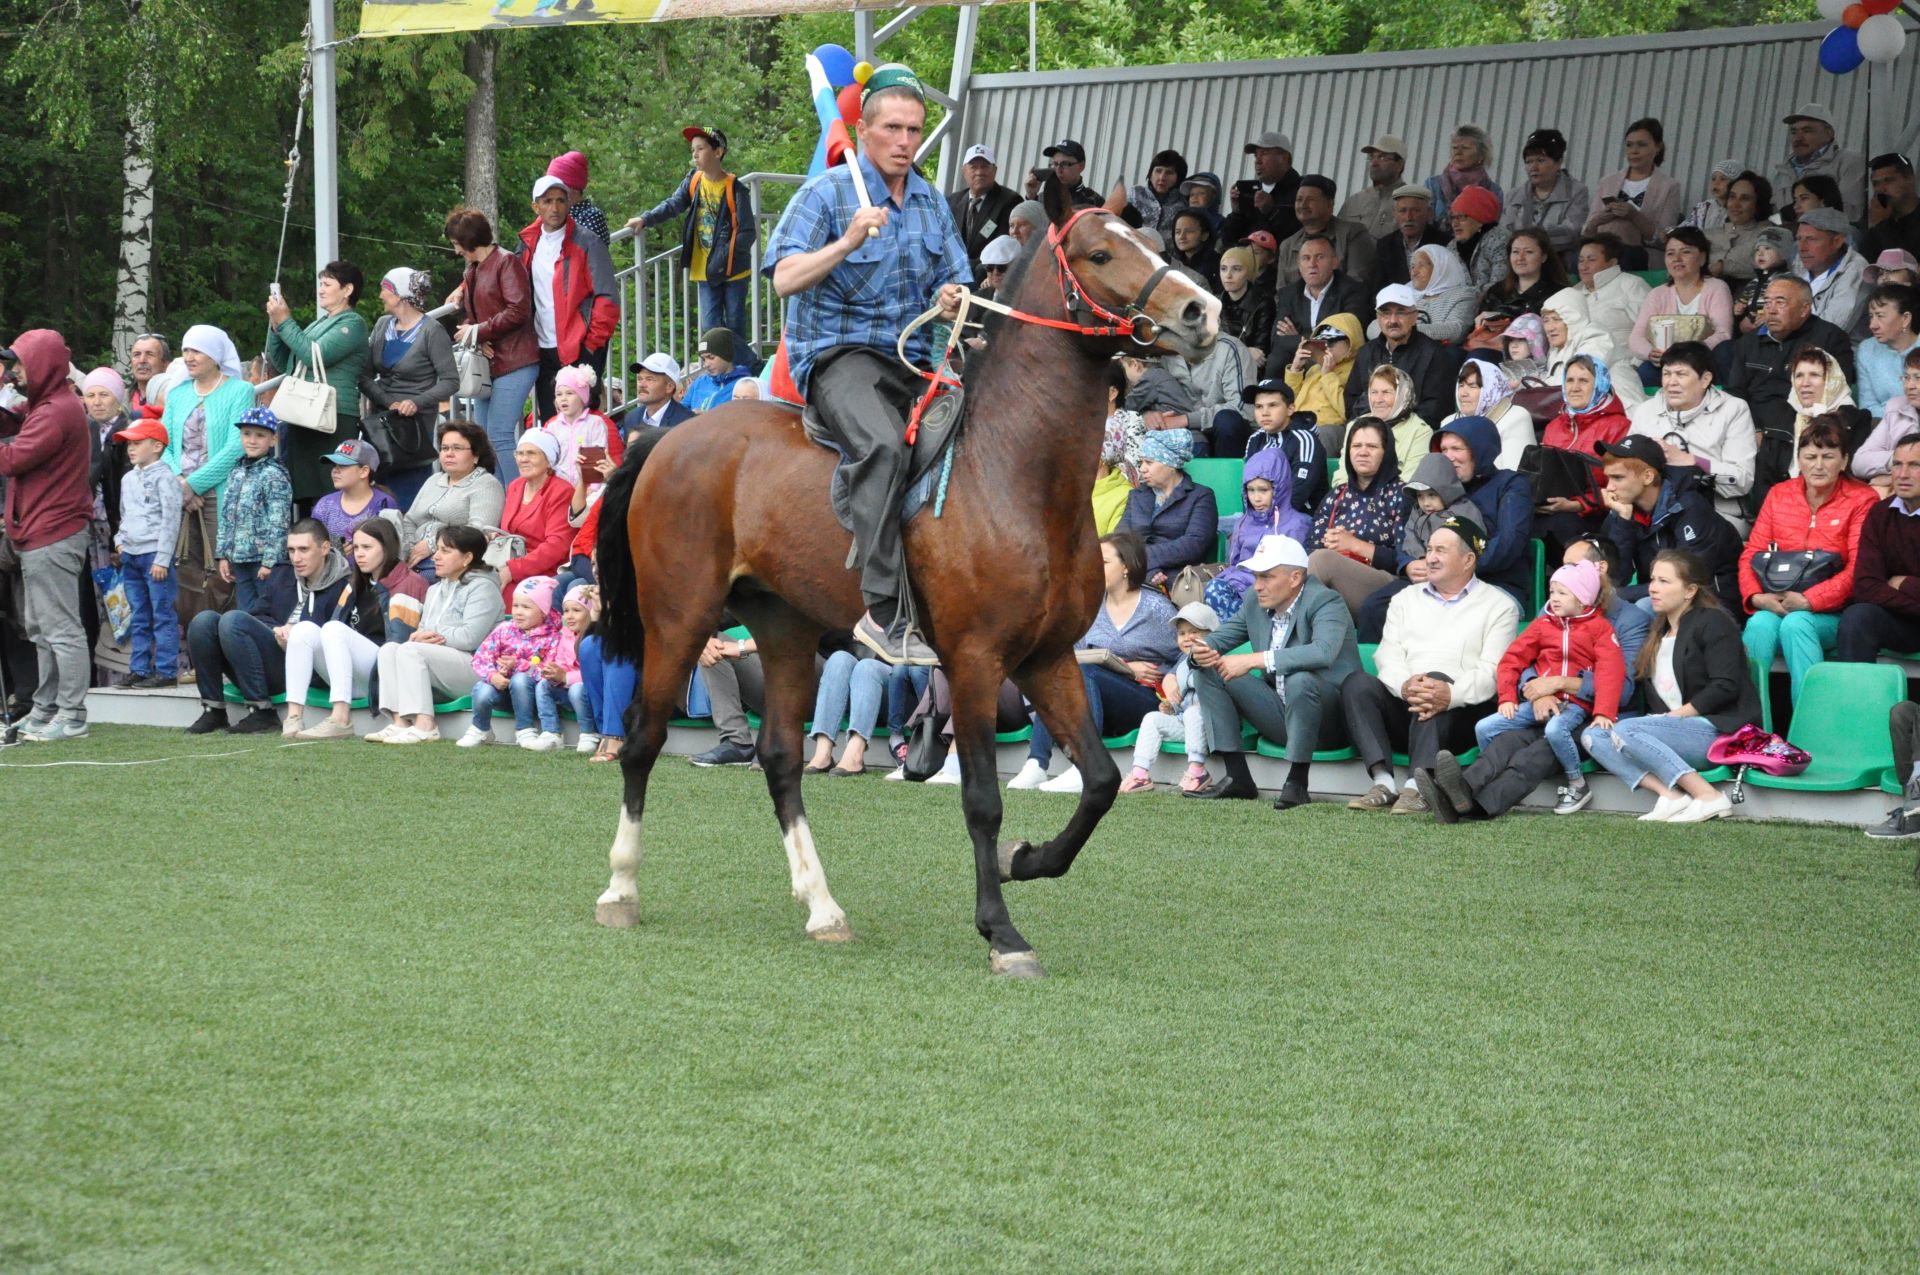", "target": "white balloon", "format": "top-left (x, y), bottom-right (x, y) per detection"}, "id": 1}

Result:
top-left (1858, 13), bottom-right (1907, 62)
top-left (1816, 0), bottom-right (1850, 19)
